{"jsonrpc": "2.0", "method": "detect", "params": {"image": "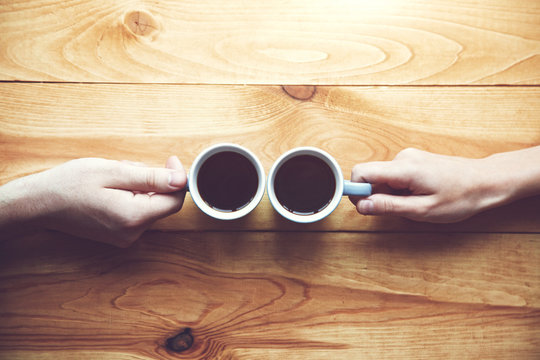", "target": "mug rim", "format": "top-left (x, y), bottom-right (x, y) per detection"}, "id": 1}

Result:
top-left (267, 147), bottom-right (344, 223)
top-left (189, 143), bottom-right (266, 220)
